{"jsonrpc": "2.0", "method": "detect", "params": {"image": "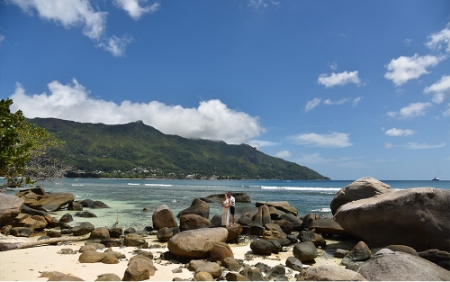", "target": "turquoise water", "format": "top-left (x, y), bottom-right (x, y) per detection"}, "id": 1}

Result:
top-left (4, 179), bottom-right (449, 230)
